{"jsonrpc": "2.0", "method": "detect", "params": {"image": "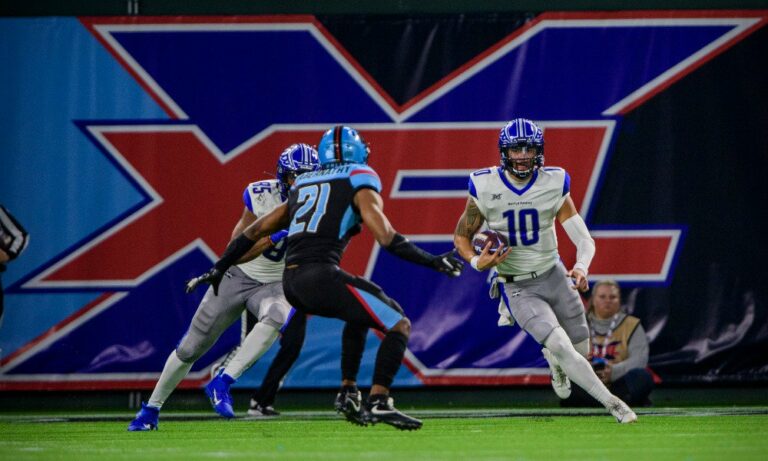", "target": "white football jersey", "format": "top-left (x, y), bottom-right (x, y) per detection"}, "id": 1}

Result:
top-left (469, 166), bottom-right (570, 275)
top-left (236, 179), bottom-right (286, 282)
